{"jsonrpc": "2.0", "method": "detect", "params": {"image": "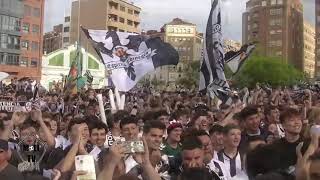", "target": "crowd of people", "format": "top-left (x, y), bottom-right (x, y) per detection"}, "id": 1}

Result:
top-left (0, 78), bottom-right (320, 180)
